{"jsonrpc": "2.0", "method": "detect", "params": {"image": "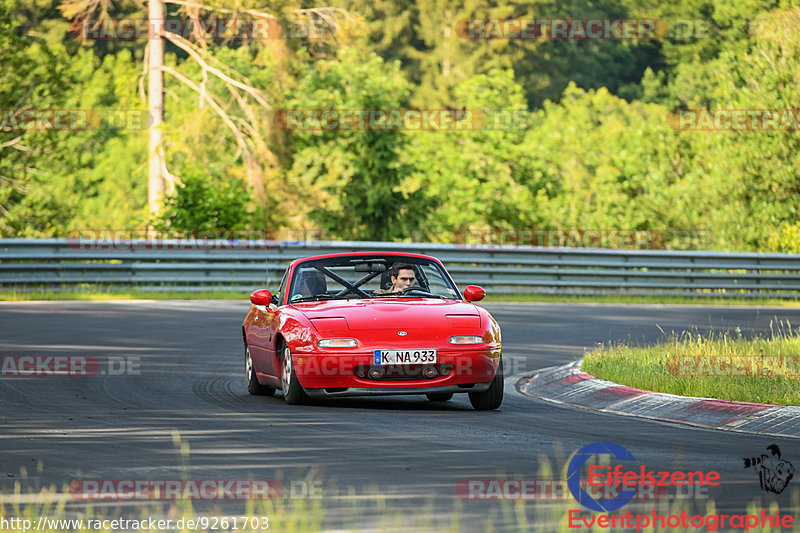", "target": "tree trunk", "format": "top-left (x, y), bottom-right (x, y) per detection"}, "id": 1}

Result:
top-left (148, 0), bottom-right (165, 222)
